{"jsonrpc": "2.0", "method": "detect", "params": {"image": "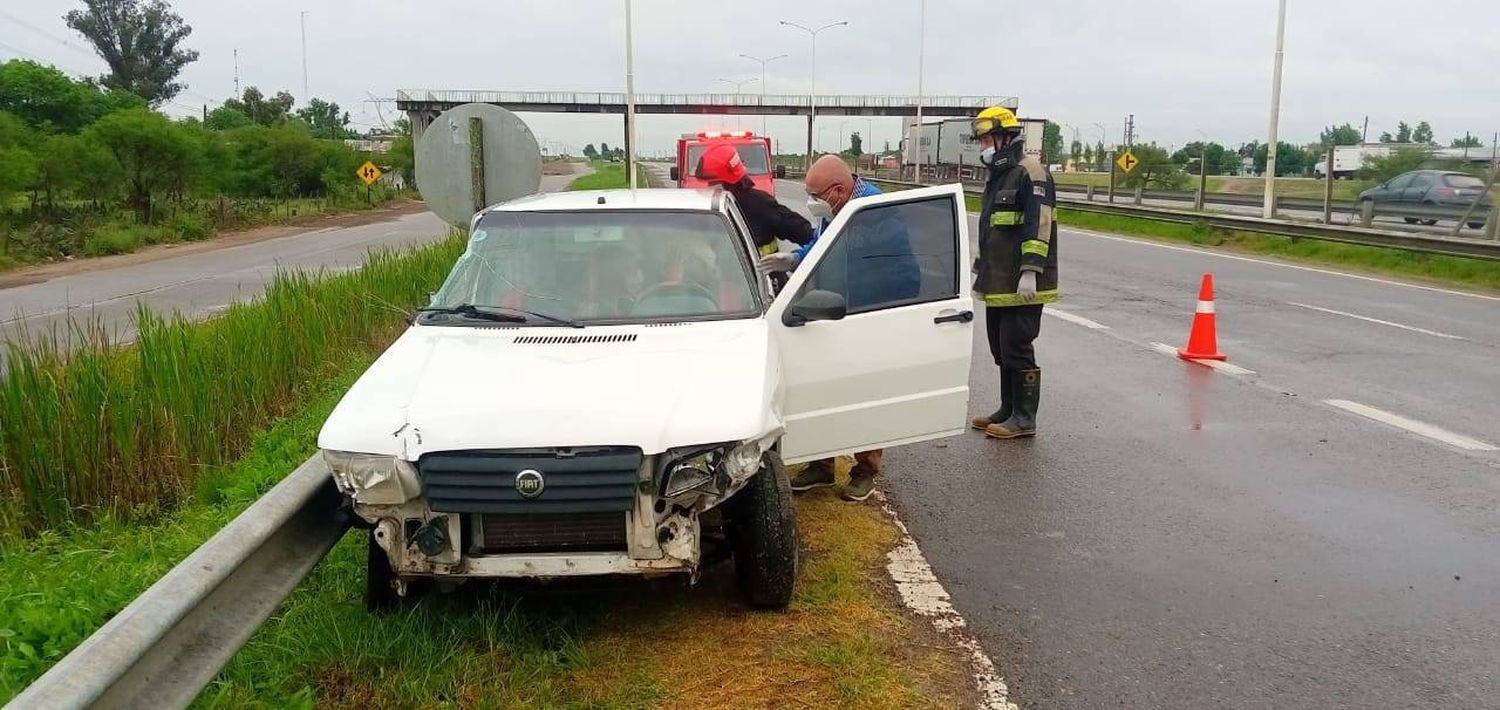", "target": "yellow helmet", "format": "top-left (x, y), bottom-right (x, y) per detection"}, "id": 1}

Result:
top-left (971, 106), bottom-right (1021, 137)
